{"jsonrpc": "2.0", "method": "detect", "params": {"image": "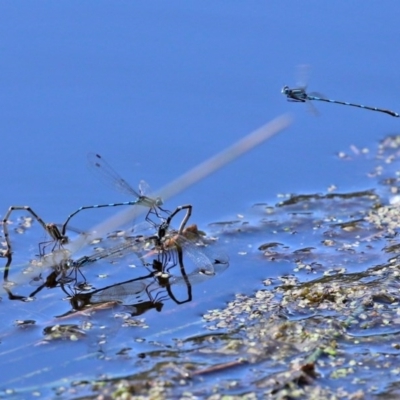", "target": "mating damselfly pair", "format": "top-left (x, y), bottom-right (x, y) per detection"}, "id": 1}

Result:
top-left (1, 153), bottom-right (227, 288)
top-left (4, 221), bottom-right (228, 318)
top-left (2, 153), bottom-right (188, 258)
